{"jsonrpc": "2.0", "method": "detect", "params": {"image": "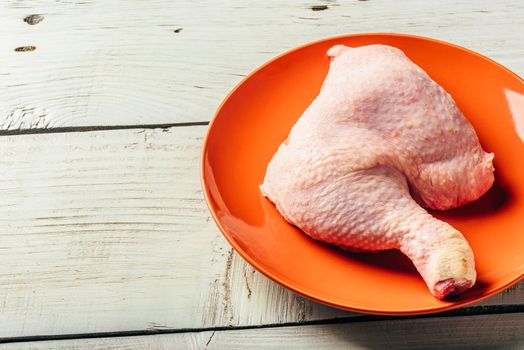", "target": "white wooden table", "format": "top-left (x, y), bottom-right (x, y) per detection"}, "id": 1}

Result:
top-left (0, 1), bottom-right (523, 348)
